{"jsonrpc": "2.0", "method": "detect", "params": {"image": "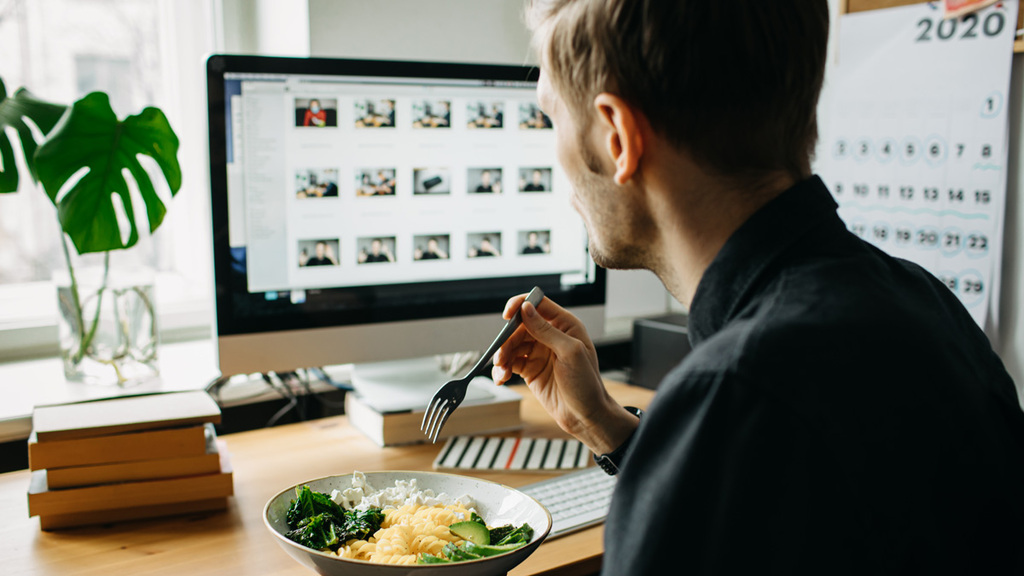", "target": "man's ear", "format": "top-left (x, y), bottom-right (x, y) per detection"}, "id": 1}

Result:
top-left (593, 93), bottom-right (644, 185)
